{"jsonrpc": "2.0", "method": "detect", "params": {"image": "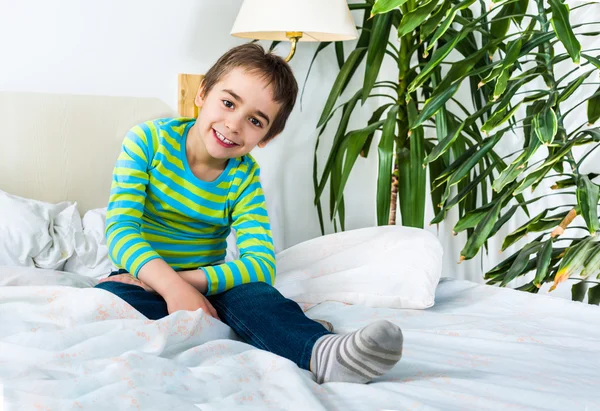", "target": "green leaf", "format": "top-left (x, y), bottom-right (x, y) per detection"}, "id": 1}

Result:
top-left (481, 102), bottom-right (523, 135)
top-left (409, 26), bottom-right (473, 93)
top-left (426, 0), bottom-right (476, 51)
top-left (397, 147), bottom-right (411, 226)
top-left (444, 165), bottom-right (494, 210)
top-left (582, 243), bottom-right (600, 278)
top-left (421, 0), bottom-right (451, 41)
top-left (335, 42), bottom-right (345, 69)
top-left (460, 199), bottom-right (504, 260)
top-left (397, 0), bottom-right (440, 37)
top-left (317, 47), bottom-right (367, 128)
top-left (582, 53), bottom-right (600, 70)
top-left (493, 152), bottom-right (528, 193)
top-left (412, 82), bottom-right (460, 129)
top-left (576, 176), bottom-right (600, 234)
top-left (424, 123), bottom-right (465, 164)
top-left (372, 0), bottom-right (409, 15)
top-left (534, 239), bottom-right (554, 287)
top-left (501, 210), bottom-right (549, 251)
top-left (587, 86), bottom-right (600, 125)
top-left (514, 163), bottom-right (554, 195)
top-left (428, 147), bottom-right (448, 223)
top-left (453, 202), bottom-right (494, 234)
top-left (363, 13), bottom-right (393, 102)
top-left (333, 126), bottom-right (381, 215)
top-left (490, 1), bottom-right (515, 54)
top-left (588, 284), bottom-right (600, 305)
top-left (361, 103), bottom-right (395, 157)
top-left (377, 106), bottom-right (399, 225)
top-left (432, 143), bottom-right (478, 189)
top-left (501, 241), bottom-right (544, 287)
top-left (489, 203), bottom-right (519, 238)
top-left (558, 71), bottom-right (593, 103)
top-left (571, 281), bottom-right (588, 302)
top-left (549, 0), bottom-right (581, 64)
top-left (493, 69), bottom-right (510, 101)
top-left (301, 42), bottom-right (331, 108)
top-left (447, 132), bottom-right (502, 188)
top-left (408, 106), bottom-right (426, 228)
top-left (514, 0), bottom-right (529, 26)
top-left (552, 237), bottom-right (595, 291)
top-left (533, 108), bottom-right (558, 145)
